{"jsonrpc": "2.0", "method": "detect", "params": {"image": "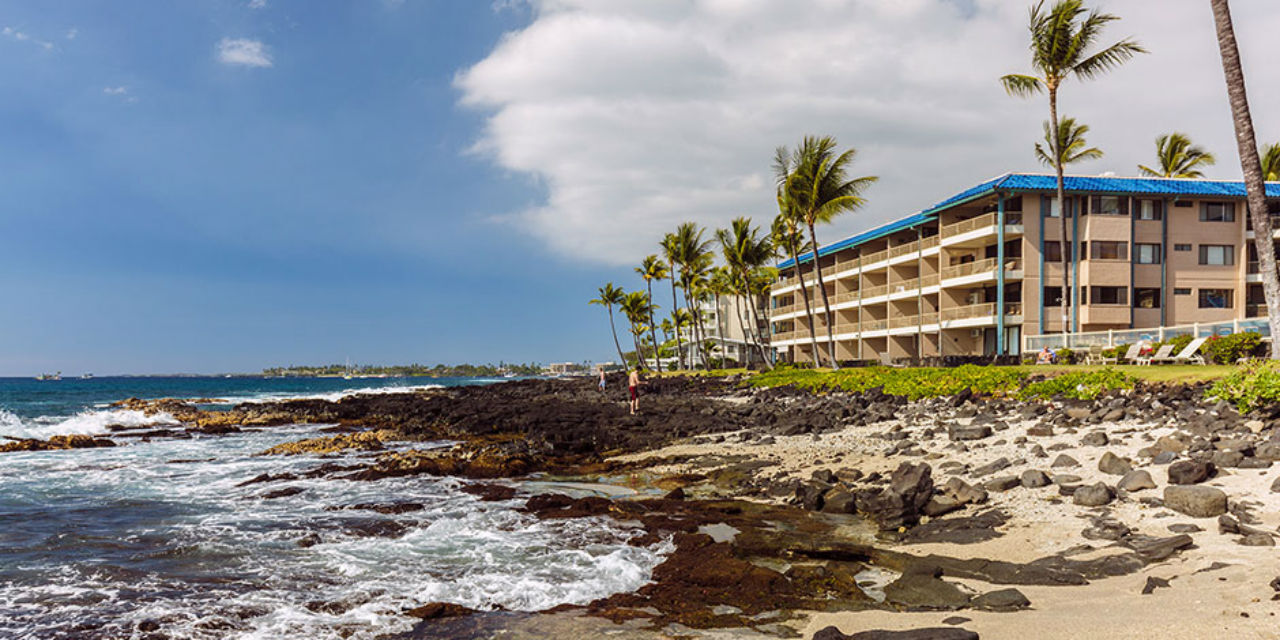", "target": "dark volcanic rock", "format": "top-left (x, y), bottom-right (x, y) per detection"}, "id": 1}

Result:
top-left (1020, 470), bottom-right (1051, 488)
top-left (949, 424), bottom-right (992, 441)
top-left (1073, 483), bottom-right (1114, 507)
top-left (1097, 452), bottom-right (1132, 476)
top-left (882, 565), bottom-right (972, 611)
top-left (971, 587), bottom-right (1031, 611)
top-left (1117, 470), bottom-right (1156, 492)
top-left (858, 462), bottom-right (934, 531)
top-left (1167, 460), bottom-right (1213, 485)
